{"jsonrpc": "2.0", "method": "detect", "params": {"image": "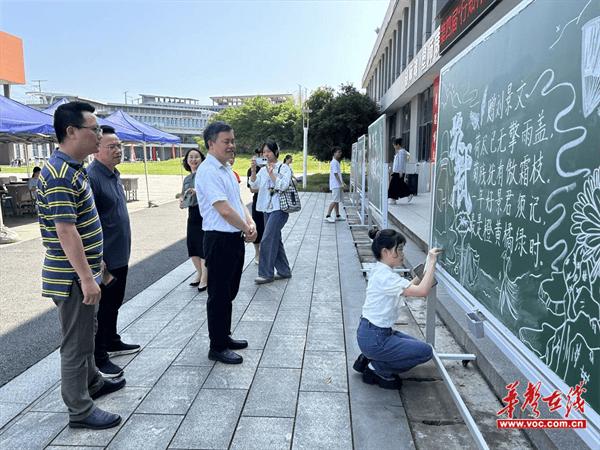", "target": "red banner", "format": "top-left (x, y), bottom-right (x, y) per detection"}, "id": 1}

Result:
top-left (430, 75), bottom-right (440, 162)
